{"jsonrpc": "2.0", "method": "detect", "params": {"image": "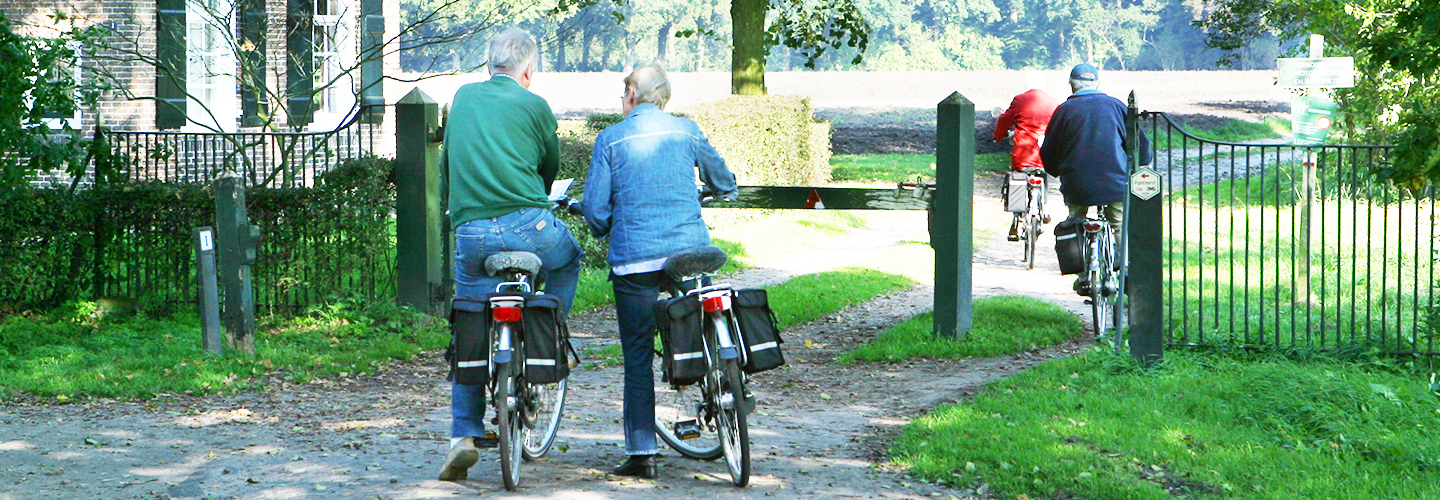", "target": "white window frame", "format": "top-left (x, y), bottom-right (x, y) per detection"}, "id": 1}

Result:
top-left (182, 0), bottom-right (238, 132)
top-left (40, 41), bottom-right (84, 131)
top-left (309, 0), bottom-right (356, 131)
